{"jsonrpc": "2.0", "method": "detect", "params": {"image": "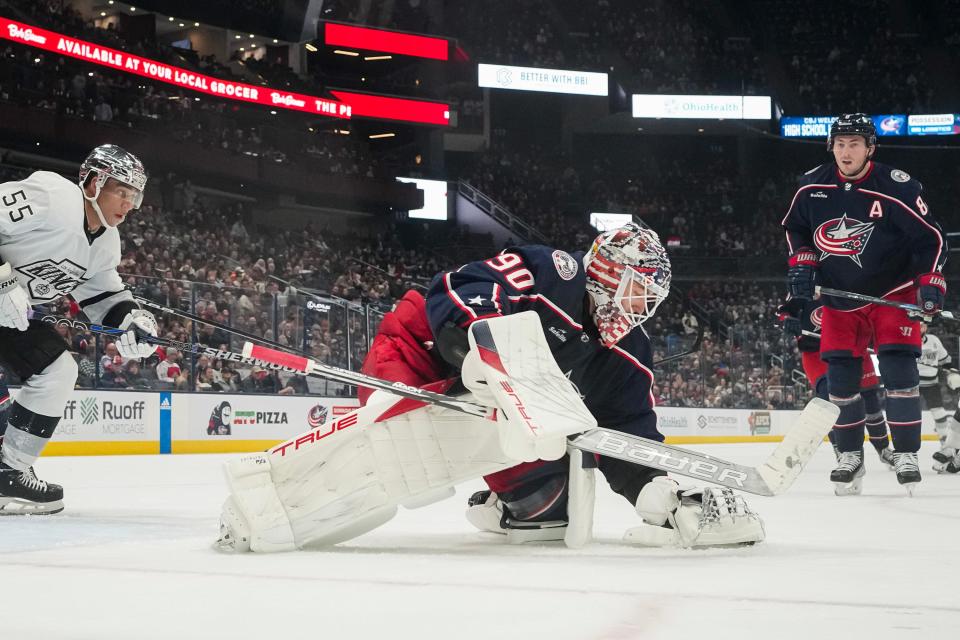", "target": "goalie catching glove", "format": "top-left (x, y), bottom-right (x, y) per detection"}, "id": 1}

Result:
top-left (461, 312), bottom-right (597, 462)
